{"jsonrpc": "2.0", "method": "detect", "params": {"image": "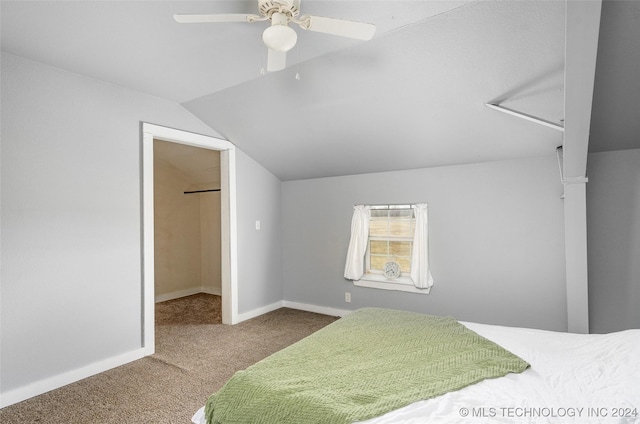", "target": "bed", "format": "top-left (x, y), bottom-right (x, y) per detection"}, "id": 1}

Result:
top-left (192, 308), bottom-right (640, 424)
